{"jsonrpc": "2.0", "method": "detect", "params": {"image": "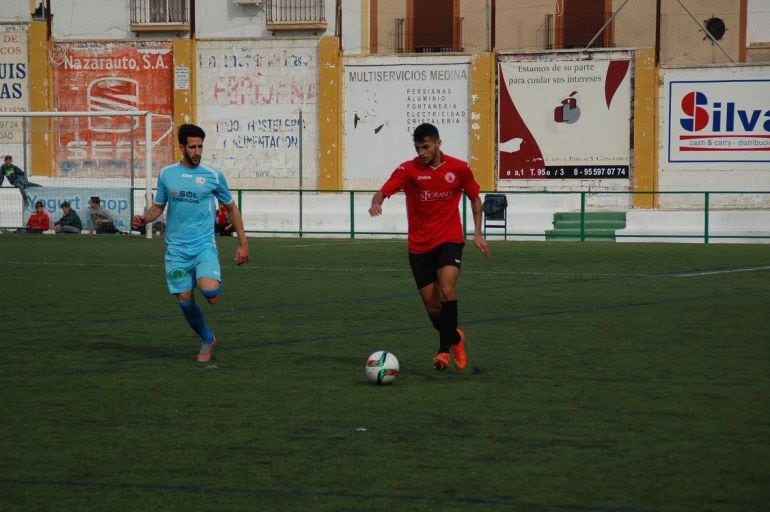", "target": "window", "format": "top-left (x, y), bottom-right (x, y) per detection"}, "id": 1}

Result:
top-left (266, 0), bottom-right (327, 32)
top-left (411, 0), bottom-right (461, 53)
top-left (747, 0), bottom-right (770, 46)
top-left (130, 0), bottom-right (189, 32)
top-left (561, 0), bottom-right (608, 48)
